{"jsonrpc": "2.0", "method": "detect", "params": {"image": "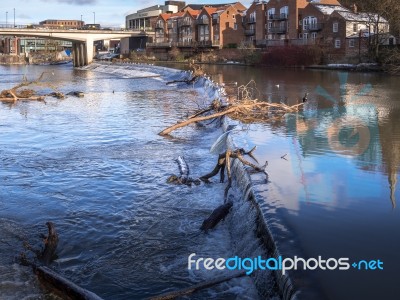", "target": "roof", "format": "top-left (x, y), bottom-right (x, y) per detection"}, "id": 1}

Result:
top-left (185, 8), bottom-right (201, 18)
top-left (347, 31), bottom-right (394, 39)
top-left (159, 11), bottom-right (184, 21)
top-left (183, 3), bottom-right (235, 10)
top-left (336, 10), bottom-right (388, 23)
top-left (312, 4), bottom-right (349, 15)
top-left (203, 7), bottom-right (219, 16)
